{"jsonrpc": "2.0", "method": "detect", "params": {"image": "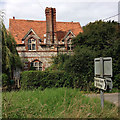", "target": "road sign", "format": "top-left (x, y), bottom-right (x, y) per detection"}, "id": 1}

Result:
top-left (94, 77), bottom-right (113, 91)
top-left (94, 77), bottom-right (106, 90)
top-left (94, 57), bottom-right (113, 109)
top-left (105, 78), bottom-right (113, 90)
top-left (94, 57), bottom-right (112, 78)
